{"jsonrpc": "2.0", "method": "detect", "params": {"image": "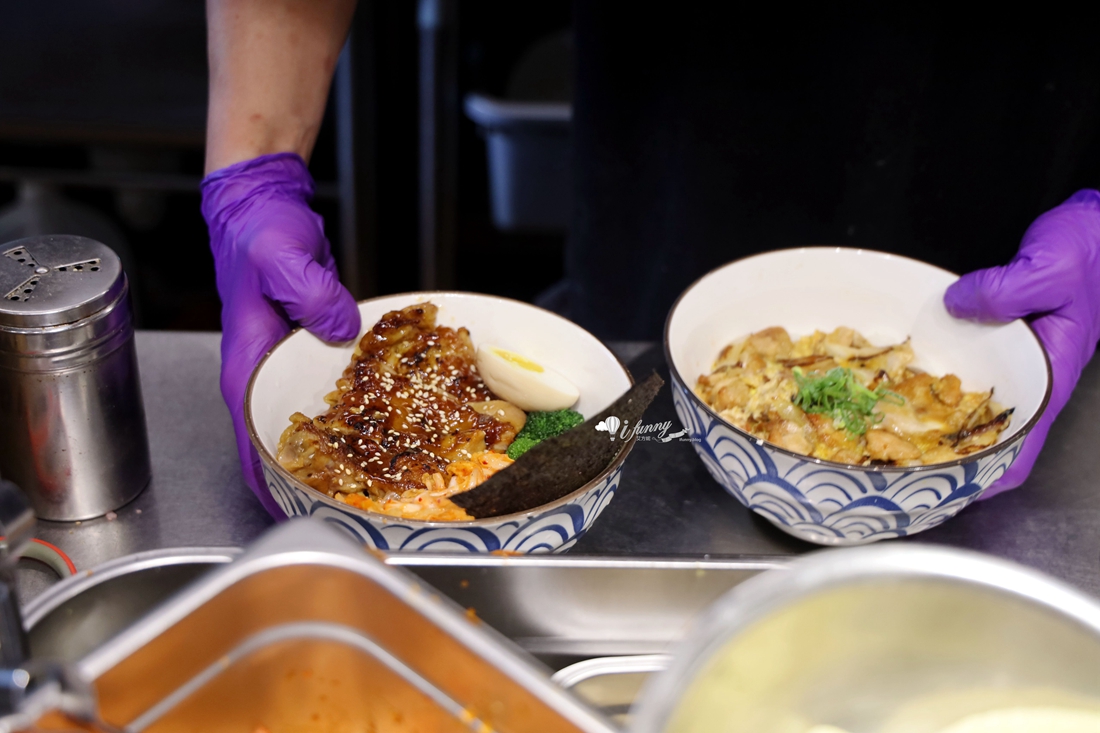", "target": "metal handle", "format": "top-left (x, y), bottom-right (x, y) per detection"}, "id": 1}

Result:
top-left (0, 478), bottom-right (33, 725)
top-left (0, 480), bottom-right (31, 671)
top-left (0, 660), bottom-right (123, 733)
top-left (0, 480), bottom-right (121, 733)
